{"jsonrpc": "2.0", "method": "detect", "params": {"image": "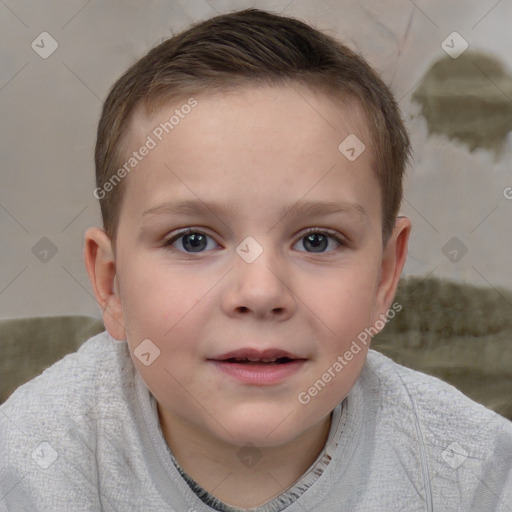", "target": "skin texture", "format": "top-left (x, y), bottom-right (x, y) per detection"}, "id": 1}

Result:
top-left (84, 84), bottom-right (410, 508)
